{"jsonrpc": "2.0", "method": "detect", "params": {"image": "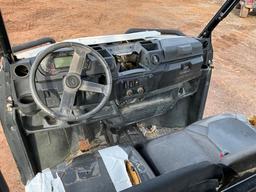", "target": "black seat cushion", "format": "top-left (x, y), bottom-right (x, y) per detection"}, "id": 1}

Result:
top-left (137, 131), bottom-right (214, 175)
top-left (138, 113), bottom-right (256, 176)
